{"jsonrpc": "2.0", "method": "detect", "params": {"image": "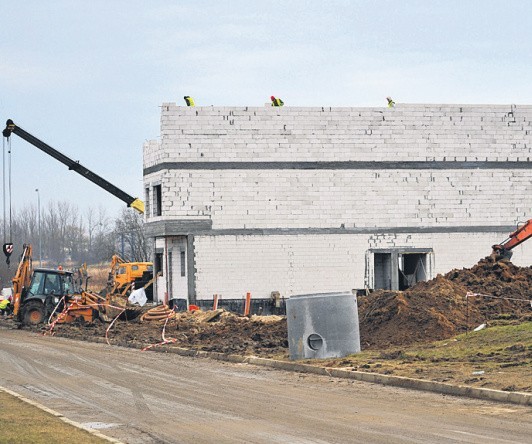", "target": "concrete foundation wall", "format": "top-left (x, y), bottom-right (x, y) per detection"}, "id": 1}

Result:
top-left (192, 232), bottom-right (532, 300)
